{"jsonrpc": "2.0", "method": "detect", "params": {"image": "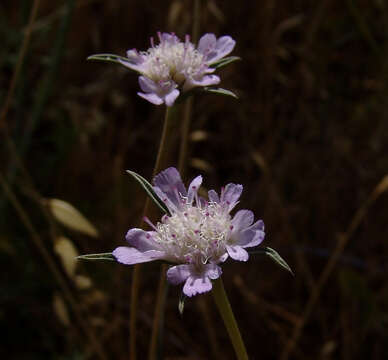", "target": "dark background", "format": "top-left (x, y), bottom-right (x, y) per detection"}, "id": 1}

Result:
top-left (1, 0), bottom-right (387, 359)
